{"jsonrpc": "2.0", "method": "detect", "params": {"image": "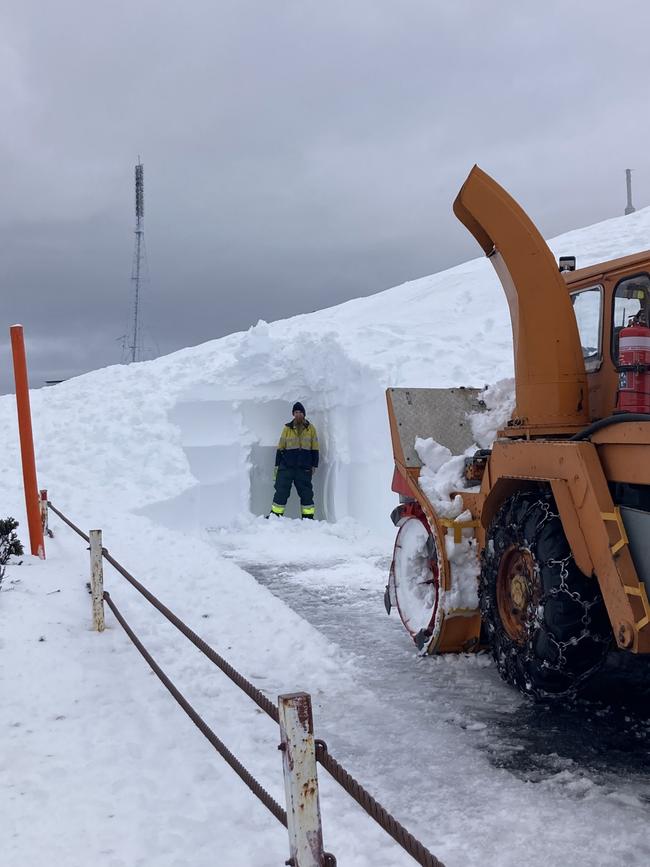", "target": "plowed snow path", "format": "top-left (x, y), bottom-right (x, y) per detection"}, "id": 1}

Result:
top-left (209, 517), bottom-right (650, 867)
